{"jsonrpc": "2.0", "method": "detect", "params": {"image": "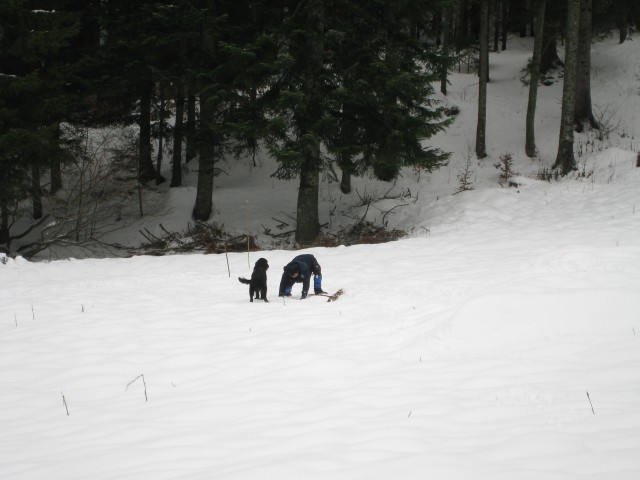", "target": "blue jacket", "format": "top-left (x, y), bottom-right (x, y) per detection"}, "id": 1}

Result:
top-left (279, 254), bottom-right (321, 296)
